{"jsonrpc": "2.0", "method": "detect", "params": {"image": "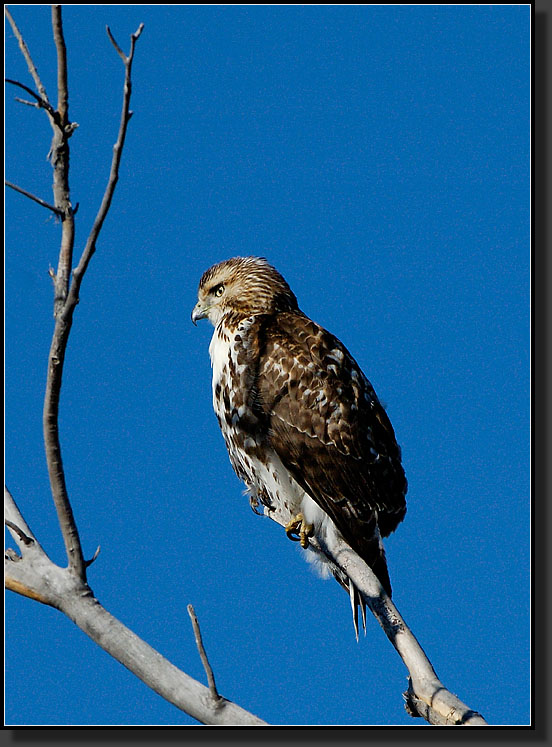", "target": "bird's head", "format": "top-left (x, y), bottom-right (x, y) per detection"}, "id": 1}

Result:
top-left (191, 256), bottom-right (298, 326)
